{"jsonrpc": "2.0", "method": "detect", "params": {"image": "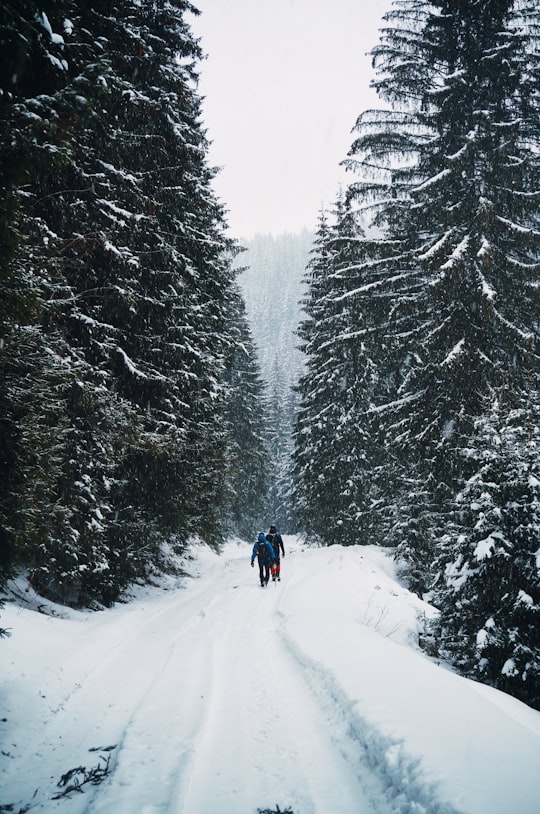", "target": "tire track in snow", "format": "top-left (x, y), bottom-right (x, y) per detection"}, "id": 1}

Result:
top-left (279, 629), bottom-right (461, 814)
top-left (82, 614), bottom-right (215, 814)
top-left (1, 561), bottom-right (225, 813)
top-left (275, 605), bottom-right (461, 814)
top-left (174, 551), bottom-right (377, 814)
top-left (78, 568), bottom-right (239, 814)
